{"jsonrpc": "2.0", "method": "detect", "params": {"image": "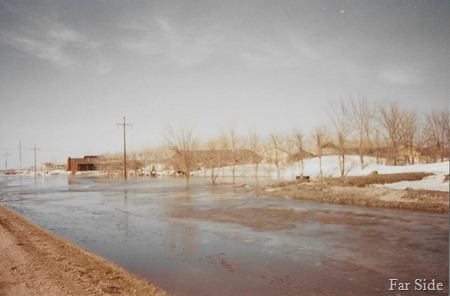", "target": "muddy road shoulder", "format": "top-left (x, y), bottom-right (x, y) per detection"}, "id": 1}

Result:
top-left (0, 205), bottom-right (168, 296)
